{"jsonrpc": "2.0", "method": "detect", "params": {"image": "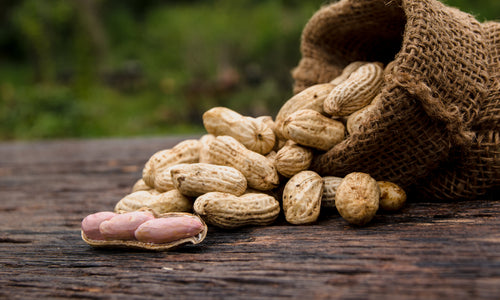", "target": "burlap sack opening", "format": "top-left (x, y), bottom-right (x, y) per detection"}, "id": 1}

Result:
top-left (292, 0), bottom-right (499, 200)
